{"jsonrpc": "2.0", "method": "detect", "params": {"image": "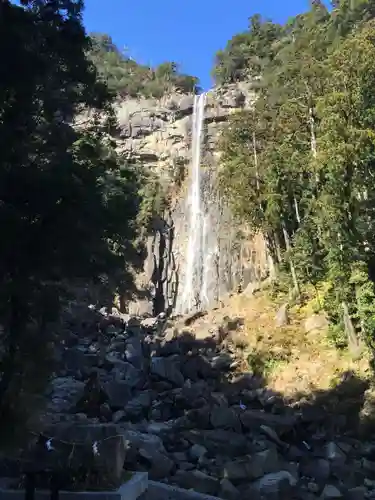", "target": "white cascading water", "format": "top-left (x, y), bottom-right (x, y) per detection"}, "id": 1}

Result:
top-left (176, 93), bottom-right (207, 314)
top-left (172, 89), bottom-right (270, 316)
